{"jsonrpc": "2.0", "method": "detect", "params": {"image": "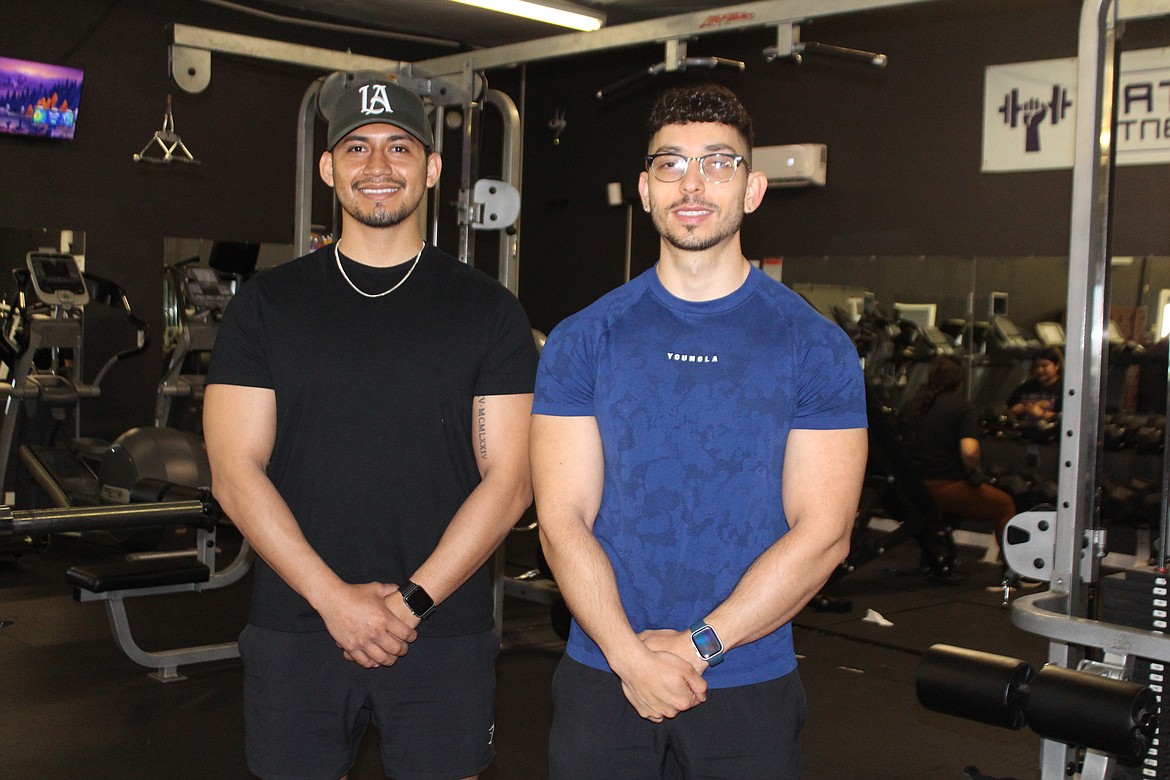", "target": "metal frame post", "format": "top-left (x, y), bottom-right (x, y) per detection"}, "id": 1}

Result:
top-left (1015, 1), bottom-right (1118, 776)
top-left (294, 80), bottom-right (322, 259)
top-left (485, 89), bottom-right (523, 292)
